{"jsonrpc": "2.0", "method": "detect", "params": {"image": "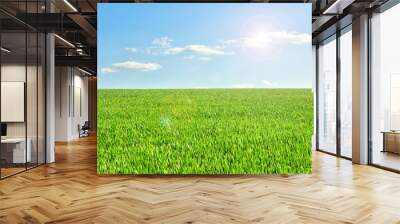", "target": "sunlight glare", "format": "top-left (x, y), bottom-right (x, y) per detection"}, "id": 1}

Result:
top-left (242, 32), bottom-right (271, 49)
